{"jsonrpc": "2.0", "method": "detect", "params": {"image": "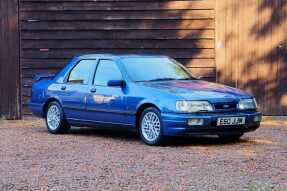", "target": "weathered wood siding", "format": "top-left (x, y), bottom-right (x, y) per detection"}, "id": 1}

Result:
top-left (0, 0), bottom-right (284, 116)
top-left (216, 0), bottom-right (287, 115)
top-left (20, 0), bottom-right (216, 114)
top-left (0, 0), bottom-right (21, 119)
